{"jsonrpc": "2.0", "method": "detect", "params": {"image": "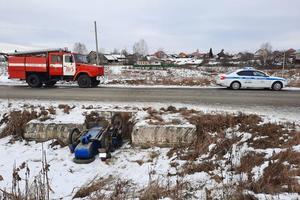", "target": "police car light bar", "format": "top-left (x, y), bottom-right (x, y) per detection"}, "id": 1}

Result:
top-left (243, 66), bottom-right (255, 70)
